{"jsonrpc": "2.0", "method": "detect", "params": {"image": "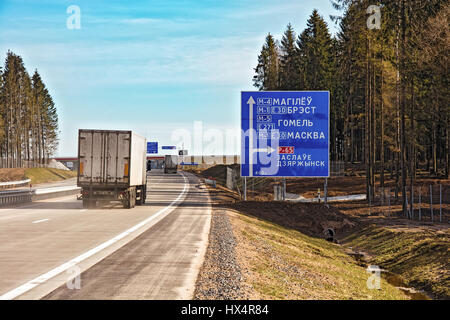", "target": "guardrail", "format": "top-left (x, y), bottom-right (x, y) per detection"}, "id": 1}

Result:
top-left (0, 178), bottom-right (31, 190)
top-left (32, 186), bottom-right (81, 201)
top-left (0, 186), bottom-right (80, 207)
top-left (0, 189), bottom-right (32, 206)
